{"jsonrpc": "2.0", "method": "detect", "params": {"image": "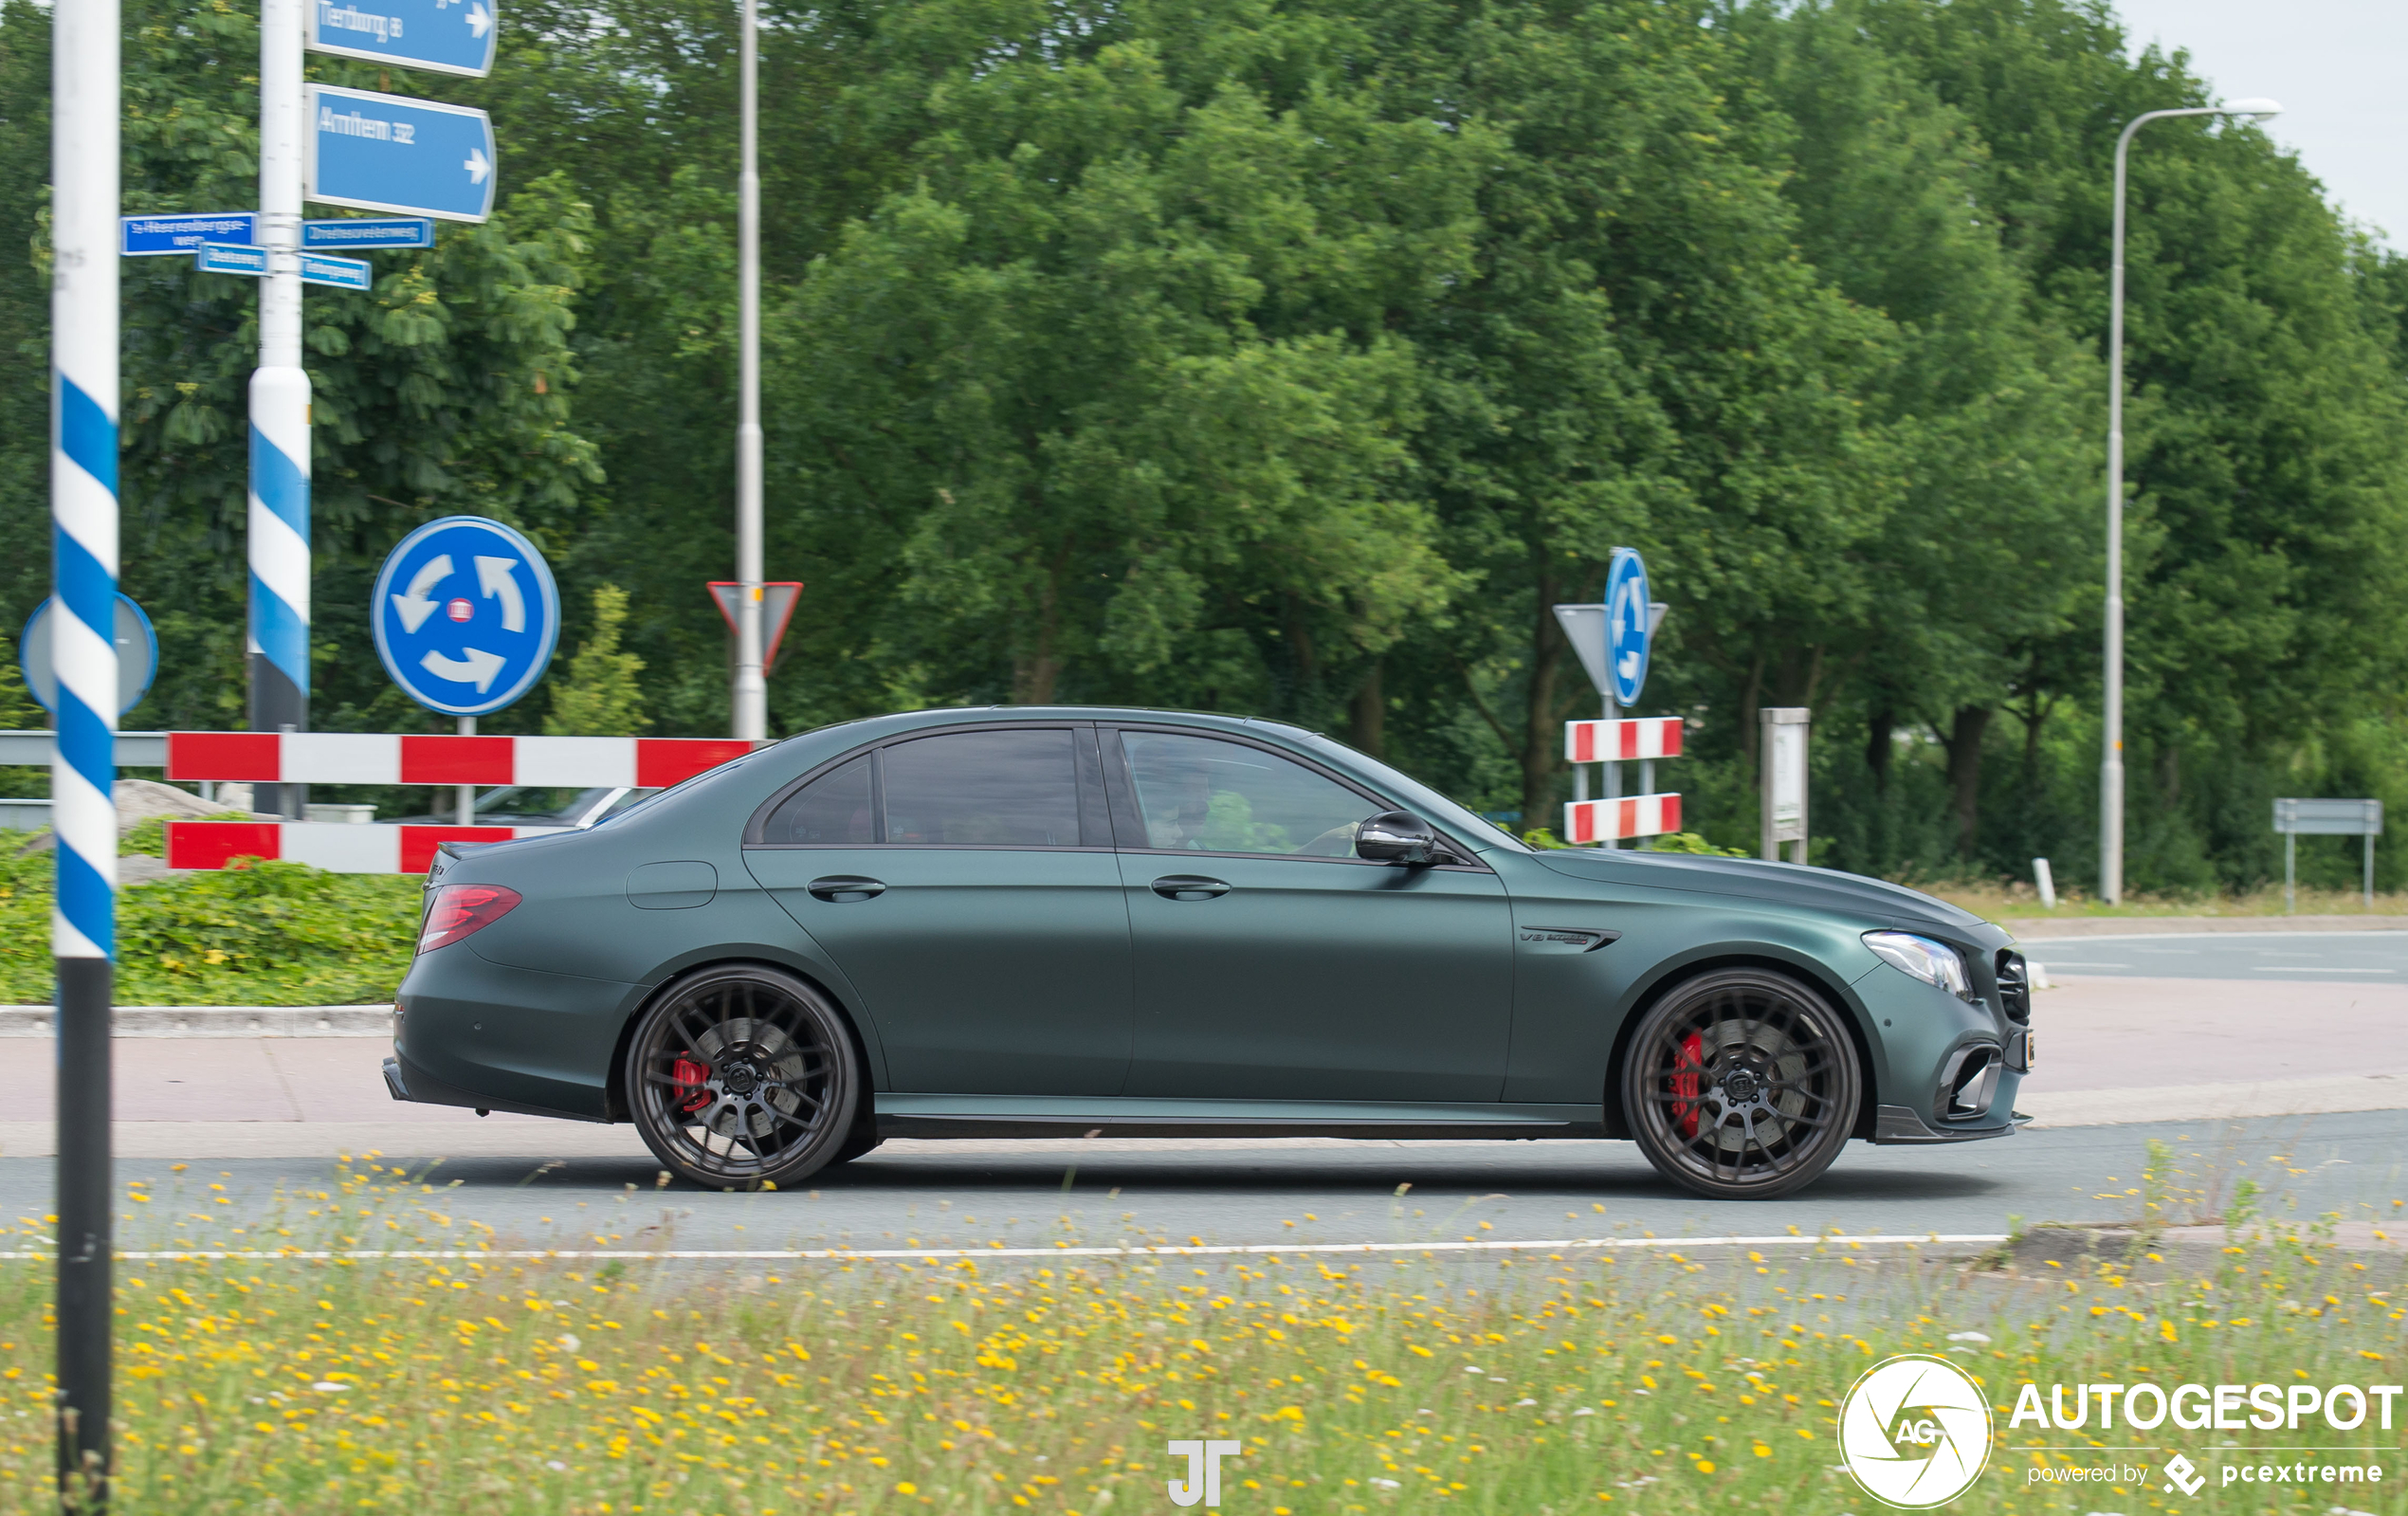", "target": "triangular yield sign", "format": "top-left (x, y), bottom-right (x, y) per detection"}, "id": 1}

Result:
top-left (708, 581), bottom-right (805, 673)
